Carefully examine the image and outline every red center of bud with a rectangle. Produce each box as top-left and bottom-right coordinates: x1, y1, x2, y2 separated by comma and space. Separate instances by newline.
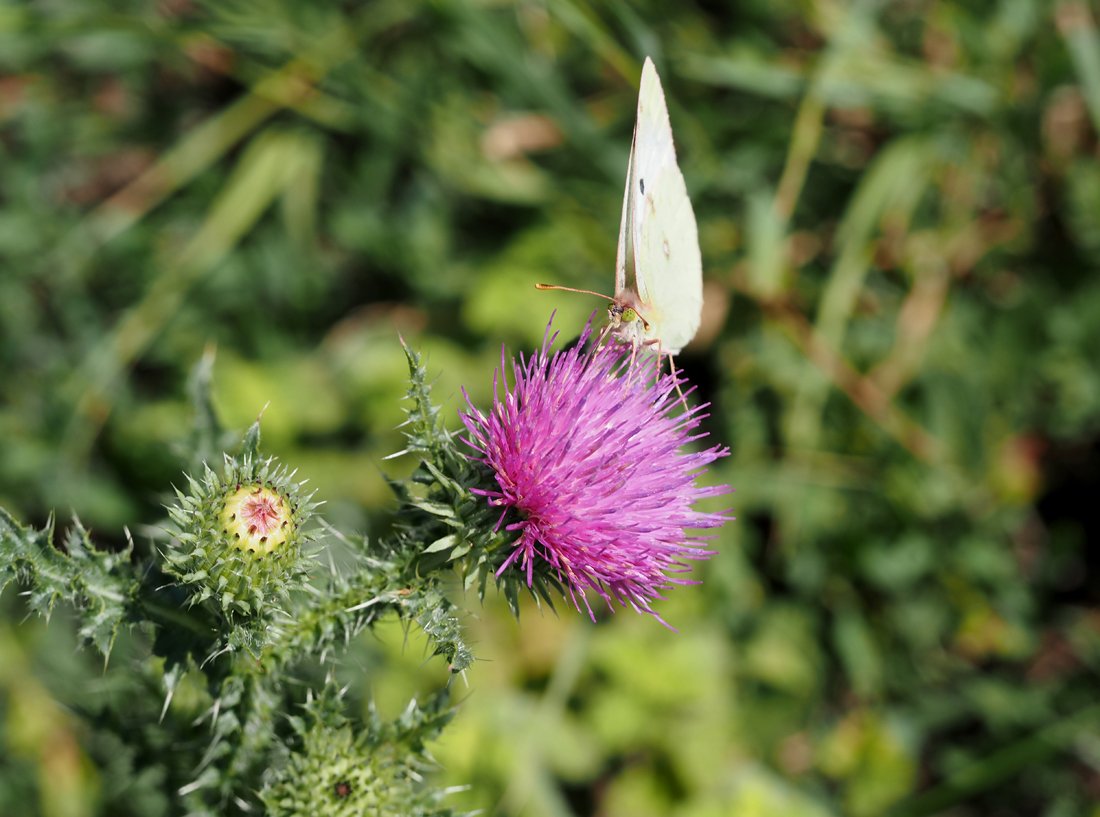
220, 484, 294, 555
241, 492, 281, 536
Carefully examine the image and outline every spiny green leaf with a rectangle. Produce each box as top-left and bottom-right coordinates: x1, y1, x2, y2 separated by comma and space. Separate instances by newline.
0, 507, 139, 659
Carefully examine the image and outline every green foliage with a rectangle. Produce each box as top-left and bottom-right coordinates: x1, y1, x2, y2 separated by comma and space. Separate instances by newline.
3, 0, 1100, 816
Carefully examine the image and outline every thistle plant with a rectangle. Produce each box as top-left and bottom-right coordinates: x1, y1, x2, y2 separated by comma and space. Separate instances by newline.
0, 317, 730, 816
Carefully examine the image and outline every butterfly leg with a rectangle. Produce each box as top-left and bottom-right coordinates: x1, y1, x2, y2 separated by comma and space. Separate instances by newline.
667, 352, 689, 409
641, 337, 688, 408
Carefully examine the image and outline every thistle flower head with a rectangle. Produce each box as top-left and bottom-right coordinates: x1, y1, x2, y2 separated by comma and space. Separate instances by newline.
461, 317, 731, 624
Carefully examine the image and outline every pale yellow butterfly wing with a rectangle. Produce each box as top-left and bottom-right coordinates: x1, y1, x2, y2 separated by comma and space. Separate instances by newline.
620, 57, 702, 355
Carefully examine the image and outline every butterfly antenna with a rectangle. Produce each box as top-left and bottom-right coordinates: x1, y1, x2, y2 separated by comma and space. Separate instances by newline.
535, 283, 616, 302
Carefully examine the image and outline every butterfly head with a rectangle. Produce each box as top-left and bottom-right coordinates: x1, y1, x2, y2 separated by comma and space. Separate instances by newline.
608, 300, 650, 332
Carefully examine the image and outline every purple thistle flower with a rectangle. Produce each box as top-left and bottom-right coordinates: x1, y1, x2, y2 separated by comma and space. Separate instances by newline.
460, 317, 731, 625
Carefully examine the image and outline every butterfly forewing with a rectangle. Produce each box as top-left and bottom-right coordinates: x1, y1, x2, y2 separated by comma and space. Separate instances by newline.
546, 58, 701, 355
614, 58, 702, 355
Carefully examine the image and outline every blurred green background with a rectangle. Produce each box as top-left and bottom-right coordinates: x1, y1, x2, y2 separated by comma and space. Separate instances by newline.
3, 0, 1100, 815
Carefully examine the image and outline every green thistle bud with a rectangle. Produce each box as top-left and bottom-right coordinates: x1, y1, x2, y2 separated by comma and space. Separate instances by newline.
263, 719, 379, 817
165, 449, 316, 622
262, 692, 453, 817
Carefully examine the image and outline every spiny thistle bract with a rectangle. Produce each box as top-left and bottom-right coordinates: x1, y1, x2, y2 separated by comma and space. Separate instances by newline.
164, 422, 318, 627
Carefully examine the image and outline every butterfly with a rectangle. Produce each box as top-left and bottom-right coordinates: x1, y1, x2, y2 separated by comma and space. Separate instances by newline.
539, 56, 702, 360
